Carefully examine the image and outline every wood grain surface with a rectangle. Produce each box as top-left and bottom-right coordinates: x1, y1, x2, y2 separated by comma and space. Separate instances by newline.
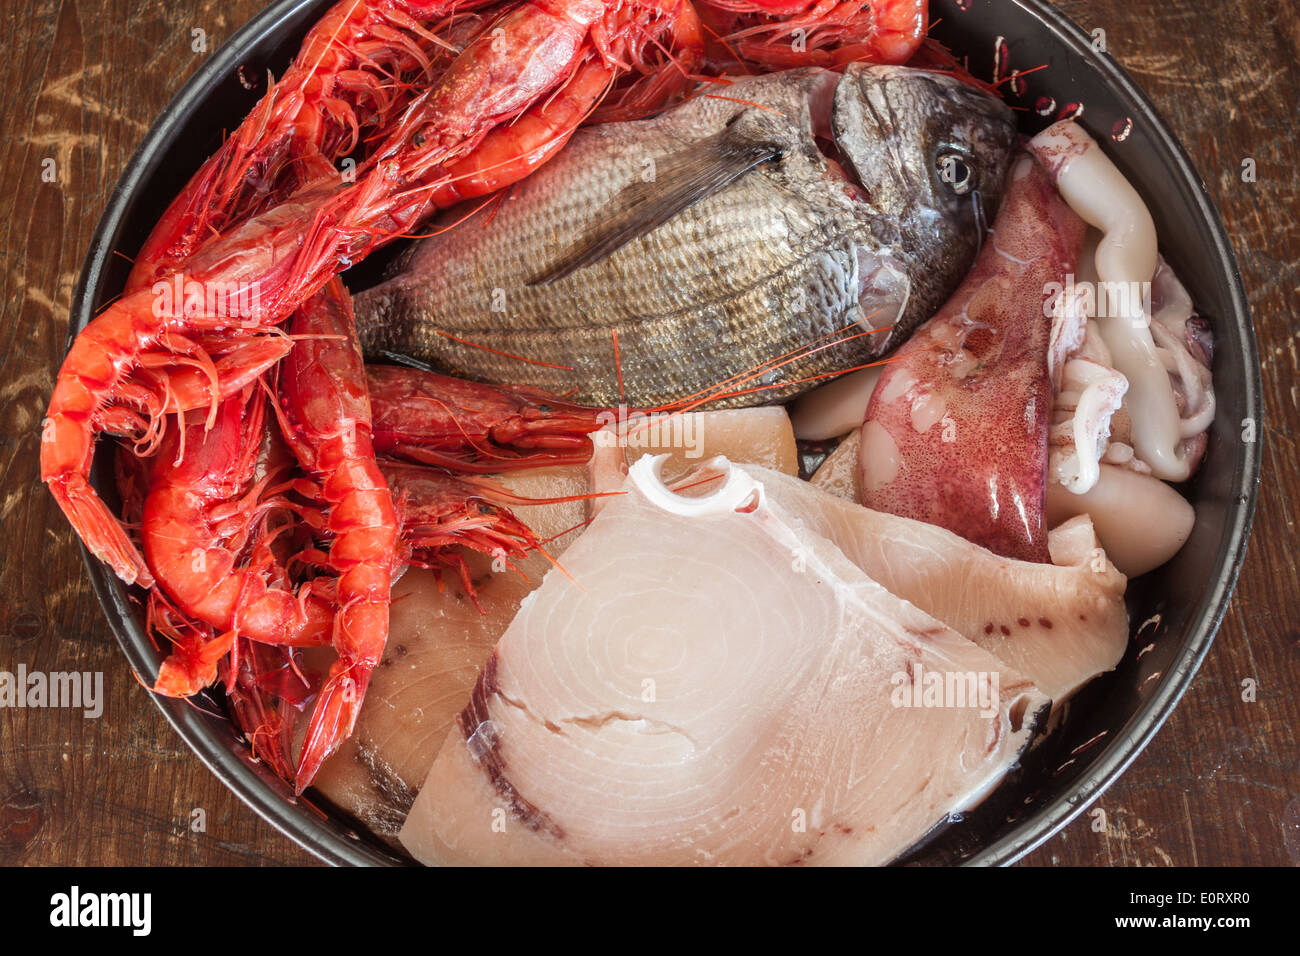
0, 0, 1295, 866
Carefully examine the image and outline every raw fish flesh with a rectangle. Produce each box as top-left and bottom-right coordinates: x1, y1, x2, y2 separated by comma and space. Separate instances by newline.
400, 456, 1048, 866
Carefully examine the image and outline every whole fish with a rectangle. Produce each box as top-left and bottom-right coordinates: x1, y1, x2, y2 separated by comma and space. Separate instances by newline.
354, 65, 1017, 408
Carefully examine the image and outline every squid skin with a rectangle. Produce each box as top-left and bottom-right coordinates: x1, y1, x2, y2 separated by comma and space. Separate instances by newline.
858, 152, 1087, 563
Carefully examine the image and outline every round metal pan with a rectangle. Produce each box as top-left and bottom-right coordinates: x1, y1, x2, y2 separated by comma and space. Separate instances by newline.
67, 0, 1261, 865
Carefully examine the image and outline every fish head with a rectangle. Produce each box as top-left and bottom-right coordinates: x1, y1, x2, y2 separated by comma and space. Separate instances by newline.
828, 65, 1018, 348
831, 64, 1018, 237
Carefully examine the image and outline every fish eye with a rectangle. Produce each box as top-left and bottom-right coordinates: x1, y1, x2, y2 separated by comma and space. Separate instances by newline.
936, 148, 975, 195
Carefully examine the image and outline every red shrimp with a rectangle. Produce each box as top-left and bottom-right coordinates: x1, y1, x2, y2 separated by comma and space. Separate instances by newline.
221, 638, 316, 783
141, 389, 336, 655
700, 0, 926, 69
366, 363, 609, 472
383, 461, 553, 598
275, 277, 400, 792
125, 0, 501, 294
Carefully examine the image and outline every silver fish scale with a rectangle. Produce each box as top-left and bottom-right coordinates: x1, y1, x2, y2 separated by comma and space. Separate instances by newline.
364, 178, 866, 407
355, 68, 1011, 408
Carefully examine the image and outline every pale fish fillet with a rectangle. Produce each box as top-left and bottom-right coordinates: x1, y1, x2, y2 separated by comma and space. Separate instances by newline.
399, 456, 1048, 866
746, 463, 1129, 703
312, 409, 797, 835
605, 405, 798, 483
810, 429, 862, 501
308, 474, 586, 839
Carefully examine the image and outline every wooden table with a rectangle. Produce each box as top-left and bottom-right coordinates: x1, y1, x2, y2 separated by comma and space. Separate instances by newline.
1, 0, 1295, 866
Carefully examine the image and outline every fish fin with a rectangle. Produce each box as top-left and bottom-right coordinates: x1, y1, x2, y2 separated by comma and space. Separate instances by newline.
528, 129, 782, 286
376, 349, 439, 373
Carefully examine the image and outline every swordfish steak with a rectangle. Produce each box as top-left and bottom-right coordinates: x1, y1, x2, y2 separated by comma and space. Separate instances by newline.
399, 456, 1048, 866
747, 463, 1129, 704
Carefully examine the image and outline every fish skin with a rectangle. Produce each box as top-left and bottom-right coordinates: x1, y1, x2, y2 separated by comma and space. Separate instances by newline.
354, 65, 1017, 408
